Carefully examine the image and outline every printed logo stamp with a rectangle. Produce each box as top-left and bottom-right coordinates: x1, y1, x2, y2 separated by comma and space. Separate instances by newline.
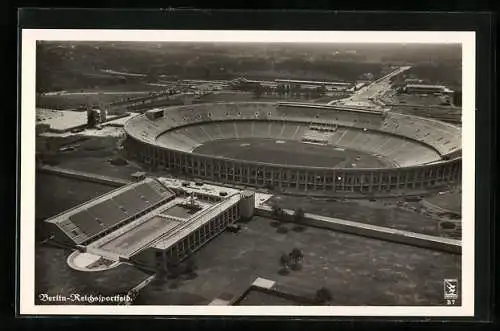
443, 279, 458, 304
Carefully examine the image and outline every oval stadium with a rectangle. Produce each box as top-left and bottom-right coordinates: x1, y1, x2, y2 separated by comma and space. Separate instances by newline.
123, 101, 461, 197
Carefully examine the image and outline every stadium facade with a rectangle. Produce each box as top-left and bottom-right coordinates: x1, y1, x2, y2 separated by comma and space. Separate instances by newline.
123, 102, 462, 198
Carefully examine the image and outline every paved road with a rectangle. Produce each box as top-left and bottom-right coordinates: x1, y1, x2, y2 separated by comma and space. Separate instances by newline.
328, 66, 412, 107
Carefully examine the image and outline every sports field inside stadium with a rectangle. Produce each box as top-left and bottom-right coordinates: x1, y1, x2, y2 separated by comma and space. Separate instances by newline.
193, 138, 393, 169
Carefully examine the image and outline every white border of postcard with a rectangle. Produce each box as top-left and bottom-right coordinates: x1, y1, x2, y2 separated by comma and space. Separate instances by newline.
19, 29, 476, 316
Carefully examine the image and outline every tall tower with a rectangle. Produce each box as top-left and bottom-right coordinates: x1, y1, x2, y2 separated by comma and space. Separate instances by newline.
239, 191, 255, 221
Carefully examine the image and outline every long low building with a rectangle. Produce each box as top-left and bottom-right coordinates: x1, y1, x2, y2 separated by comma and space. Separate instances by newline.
275, 79, 352, 87
404, 84, 454, 94
44, 177, 256, 271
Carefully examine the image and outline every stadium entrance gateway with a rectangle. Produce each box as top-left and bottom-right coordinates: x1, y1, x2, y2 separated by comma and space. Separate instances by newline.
43, 178, 255, 272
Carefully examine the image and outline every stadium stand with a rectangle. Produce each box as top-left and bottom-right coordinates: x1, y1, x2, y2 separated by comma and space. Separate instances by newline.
46, 178, 176, 244
123, 102, 461, 196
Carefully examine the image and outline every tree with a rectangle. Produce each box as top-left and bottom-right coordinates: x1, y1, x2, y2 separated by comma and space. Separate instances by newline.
278, 253, 291, 275
280, 253, 290, 269
290, 248, 304, 264
184, 257, 197, 274
271, 203, 282, 217
318, 85, 327, 96
253, 84, 263, 99
87, 109, 98, 128
315, 287, 332, 304
276, 225, 289, 234
166, 255, 181, 279
289, 248, 304, 270
293, 208, 305, 223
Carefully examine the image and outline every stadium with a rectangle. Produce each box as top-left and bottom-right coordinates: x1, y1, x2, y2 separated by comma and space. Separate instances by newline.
123, 101, 462, 197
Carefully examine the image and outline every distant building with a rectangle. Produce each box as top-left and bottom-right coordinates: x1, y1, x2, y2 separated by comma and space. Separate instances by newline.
404, 78, 424, 84
354, 82, 367, 90
130, 171, 147, 182
404, 84, 454, 95
274, 79, 352, 90
145, 108, 164, 121
106, 90, 193, 114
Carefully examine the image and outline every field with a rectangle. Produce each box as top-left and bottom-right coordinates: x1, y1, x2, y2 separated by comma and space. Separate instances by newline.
134, 216, 461, 306
424, 191, 462, 214
266, 195, 449, 237
35, 159, 460, 306
40, 135, 143, 180
193, 138, 391, 168
35, 173, 116, 221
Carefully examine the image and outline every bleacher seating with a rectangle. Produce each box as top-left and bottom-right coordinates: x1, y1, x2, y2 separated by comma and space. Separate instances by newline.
60, 180, 174, 241
69, 210, 104, 238
124, 101, 461, 167
87, 200, 128, 228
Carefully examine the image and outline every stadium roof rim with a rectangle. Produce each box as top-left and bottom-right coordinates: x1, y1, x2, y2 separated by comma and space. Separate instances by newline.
276, 101, 385, 115
123, 102, 461, 171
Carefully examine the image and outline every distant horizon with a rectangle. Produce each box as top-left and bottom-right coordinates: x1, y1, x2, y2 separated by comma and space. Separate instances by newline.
38, 40, 462, 47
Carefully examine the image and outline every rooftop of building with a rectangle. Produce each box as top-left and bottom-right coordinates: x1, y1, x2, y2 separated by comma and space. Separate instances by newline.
86, 195, 216, 257
275, 79, 352, 86
405, 84, 448, 89
157, 177, 242, 198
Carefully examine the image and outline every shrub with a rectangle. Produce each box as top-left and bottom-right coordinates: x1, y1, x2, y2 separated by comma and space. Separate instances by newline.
278, 268, 290, 276
440, 221, 457, 230
270, 220, 280, 228
315, 287, 332, 304
293, 208, 305, 223
277, 226, 289, 234
168, 280, 180, 289
109, 156, 128, 166
184, 272, 198, 280
184, 257, 197, 274
289, 248, 304, 267
292, 225, 306, 232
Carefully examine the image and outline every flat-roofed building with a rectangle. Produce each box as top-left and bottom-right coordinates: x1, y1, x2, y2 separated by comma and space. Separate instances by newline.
404, 78, 424, 84
44, 177, 256, 272
404, 84, 454, 95
275, 79, 352, 88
